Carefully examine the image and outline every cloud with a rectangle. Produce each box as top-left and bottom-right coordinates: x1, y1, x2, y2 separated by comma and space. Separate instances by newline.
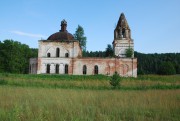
11, 30, 47, 39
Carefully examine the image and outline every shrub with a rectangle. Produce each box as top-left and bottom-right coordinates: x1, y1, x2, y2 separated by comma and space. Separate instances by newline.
158, 62, 176, 75
109, 72, 121, 88
125, 47, 133, 58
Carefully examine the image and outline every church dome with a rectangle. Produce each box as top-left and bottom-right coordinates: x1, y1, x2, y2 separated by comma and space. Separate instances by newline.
47, 31, 74, 41
47, 19, 75, 41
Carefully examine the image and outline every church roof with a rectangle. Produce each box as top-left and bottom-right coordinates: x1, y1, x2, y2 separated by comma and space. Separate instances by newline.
47, 19, 75, 41
47, 31, 74, 41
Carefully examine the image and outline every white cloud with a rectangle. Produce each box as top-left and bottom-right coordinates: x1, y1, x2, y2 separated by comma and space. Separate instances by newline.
11, 30, 47, 39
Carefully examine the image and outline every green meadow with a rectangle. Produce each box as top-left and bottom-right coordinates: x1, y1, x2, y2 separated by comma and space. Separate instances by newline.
0, 74, 180, 121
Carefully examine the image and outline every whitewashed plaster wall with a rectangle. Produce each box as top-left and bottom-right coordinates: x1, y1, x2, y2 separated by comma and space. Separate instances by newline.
114, 38, 134, 57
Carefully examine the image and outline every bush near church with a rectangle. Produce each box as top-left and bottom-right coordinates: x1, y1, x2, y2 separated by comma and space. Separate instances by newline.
125, 47, 133, 58
109, 71, 121, 88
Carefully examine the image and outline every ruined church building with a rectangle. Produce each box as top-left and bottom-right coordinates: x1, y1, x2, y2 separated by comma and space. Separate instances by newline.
29, 13, 137, 77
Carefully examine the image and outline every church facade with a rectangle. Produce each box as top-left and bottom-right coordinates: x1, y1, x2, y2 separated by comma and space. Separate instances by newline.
29, 13, 137, 77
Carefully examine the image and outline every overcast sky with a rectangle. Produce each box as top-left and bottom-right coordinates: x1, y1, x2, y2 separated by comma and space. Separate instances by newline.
0, 0, 180, 53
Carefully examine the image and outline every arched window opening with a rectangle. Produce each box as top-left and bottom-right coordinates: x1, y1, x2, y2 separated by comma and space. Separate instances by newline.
65, 64, 68, 74
122, 28, 126, 38
83, 65, 87, 75
55, 64, 59, 74
47, 53, 51, 57
46, 64, 50, 74
117, 29, 120, 38
65, 53, 69, 58
94, 65, 98, 75
56, 48, 60, 57
118, 27, 122, 38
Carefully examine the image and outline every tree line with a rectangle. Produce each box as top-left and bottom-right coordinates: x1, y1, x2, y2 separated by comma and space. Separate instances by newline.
134, 52, 180, 75
0, 40, 37, 74
0, 39, 179, 75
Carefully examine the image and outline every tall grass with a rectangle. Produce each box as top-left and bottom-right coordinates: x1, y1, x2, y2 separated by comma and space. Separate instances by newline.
0, 73, 179, 90
0, 86, 179, 121
0, 74, 179, 120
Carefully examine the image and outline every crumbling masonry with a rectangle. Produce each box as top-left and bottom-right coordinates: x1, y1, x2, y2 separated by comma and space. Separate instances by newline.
29, 13, 137, 77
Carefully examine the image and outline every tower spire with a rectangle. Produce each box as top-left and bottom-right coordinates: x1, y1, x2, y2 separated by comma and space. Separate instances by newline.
114, 13, 131, 39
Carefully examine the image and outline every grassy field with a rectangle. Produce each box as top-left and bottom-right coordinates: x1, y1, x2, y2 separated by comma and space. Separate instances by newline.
0, 74, 180, 121
0, 73, 180, 90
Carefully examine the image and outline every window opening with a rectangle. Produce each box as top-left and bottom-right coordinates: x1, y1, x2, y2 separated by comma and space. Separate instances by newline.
83, 65, 87, 75
55, 64, 59, 74
56, 48, 60, 57
94, 65, 98, 74
46, 64, 50, 74
65, 64, 68, 74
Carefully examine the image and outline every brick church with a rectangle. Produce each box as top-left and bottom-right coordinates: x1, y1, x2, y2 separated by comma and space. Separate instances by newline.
29, 13, 137, 77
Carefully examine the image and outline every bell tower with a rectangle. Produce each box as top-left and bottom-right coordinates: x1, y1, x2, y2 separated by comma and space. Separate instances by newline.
113, 13, 134, 57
